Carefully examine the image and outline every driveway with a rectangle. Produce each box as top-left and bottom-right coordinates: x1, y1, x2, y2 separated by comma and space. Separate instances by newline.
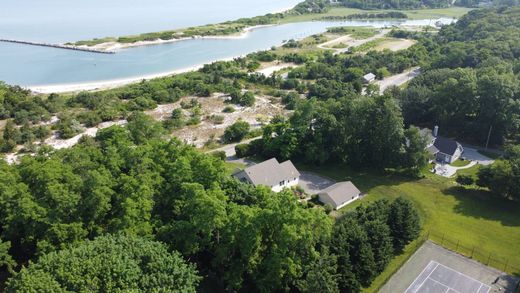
298, 171, 335, 195
461, 147, 494, 166
433, 147, 495, 178
434, 161, 477, 178
376, 67, 420, 94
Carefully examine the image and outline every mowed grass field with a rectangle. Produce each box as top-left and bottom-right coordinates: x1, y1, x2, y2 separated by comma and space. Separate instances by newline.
280, 7, 473, 23
296, 164, 520, 291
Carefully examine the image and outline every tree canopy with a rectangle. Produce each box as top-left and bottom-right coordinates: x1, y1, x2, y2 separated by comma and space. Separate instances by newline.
5, 234, 200, 292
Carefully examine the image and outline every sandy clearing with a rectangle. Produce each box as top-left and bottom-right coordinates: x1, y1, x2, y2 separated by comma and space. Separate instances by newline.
256, 62, 297, 76
145, 103, 178, 121
4, 120, 127, 164
167, 94, 286, 147
44, 120, 127, 150
375, 39, 416, 52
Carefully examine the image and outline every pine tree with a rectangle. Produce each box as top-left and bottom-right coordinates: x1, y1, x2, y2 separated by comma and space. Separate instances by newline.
387, 197, 421, 252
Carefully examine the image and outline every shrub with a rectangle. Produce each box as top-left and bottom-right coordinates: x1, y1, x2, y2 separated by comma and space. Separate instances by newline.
235, 143, 250, 158
456, 174, 474, 186
240, 92, 255, 107
222, 106, 235, 113
223, 121, 250, 143
324, 203, 334, 214
209, 114, 225, 124
211, 151, 227, 161
247, 138, 265, 156
180, 98, 199, 109
282, 92, 299, 110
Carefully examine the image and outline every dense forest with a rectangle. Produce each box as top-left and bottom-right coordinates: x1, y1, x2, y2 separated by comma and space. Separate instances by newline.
1, 6, 520, 290
0, 115, 421, 291
333, 0, 454, 9
396, 7, 520, 145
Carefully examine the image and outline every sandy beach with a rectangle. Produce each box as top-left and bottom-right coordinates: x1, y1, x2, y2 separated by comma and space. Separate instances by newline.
28, 65, 204, 94
80, 24, 274, 52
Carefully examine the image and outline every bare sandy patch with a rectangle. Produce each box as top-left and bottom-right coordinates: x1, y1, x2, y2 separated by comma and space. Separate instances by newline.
256, 62, 297, 76
158, 93, 287, 147
44, 120, 127, 150
375, 39, 416, 52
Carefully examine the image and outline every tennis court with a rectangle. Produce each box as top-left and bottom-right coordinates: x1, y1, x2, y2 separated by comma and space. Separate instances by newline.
405, 261, 490, 293
380, 241, 519, 293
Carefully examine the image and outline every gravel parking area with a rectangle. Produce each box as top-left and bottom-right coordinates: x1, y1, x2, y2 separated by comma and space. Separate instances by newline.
298, 171, 334, 195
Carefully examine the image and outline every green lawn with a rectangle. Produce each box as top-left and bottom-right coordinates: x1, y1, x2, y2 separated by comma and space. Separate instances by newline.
224, 161, 246, 175
450, 159, 471, 167
296, 163, 520, 291
280, 7, 472, 23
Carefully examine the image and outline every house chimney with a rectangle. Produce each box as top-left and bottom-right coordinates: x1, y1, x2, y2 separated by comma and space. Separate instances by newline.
433, 125, 439, 137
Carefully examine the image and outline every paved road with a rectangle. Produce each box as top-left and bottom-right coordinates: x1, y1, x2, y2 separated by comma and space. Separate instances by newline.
205, 136, 261, 166
206, 136, 261, 157
376, 67, 421, 93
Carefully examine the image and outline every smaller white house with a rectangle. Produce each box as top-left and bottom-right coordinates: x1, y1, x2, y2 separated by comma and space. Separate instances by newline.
233, 158, 300, 192
319, 181, 361, 210
432, 137, 464, 164
362, 73, 376, 84
420, 126, 464, 164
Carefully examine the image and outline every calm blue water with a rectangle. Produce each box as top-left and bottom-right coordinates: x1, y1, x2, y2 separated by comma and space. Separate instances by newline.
0, 0, 302, 42
0, 1, 454, 88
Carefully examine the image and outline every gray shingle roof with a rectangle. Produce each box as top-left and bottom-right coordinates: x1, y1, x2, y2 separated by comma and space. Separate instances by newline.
433, 137, 460, 156
427, 144, 439, 155
319, 181, 360, 207
238, 158, 300, 187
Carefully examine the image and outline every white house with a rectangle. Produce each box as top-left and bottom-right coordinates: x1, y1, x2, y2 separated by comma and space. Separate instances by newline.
318, 181, 361, 210
420, 126, 464, 164
432, 137, 464, 164
362, 73, 376, 84
232, 158, 300, 192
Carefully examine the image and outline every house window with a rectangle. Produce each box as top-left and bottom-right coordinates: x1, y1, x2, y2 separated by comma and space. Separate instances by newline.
279, 180, 285, 186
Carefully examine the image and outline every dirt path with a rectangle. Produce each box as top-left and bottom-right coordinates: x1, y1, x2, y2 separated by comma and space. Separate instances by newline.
316, 35, 353, 50
324, 29, 389, 55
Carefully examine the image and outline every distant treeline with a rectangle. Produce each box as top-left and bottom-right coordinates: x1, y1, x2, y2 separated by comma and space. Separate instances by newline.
333, 0, 455, 9
321, 11, 408, 20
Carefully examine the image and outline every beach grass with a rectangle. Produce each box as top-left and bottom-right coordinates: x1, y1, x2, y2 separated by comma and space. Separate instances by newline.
295, 163, 520, 289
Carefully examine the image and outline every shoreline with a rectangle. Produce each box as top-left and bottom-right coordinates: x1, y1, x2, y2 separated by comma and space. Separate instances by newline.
28, 54, 253, 94
81, 24, 275, 52
28, 65, 204, 94
70, 3, 297, 52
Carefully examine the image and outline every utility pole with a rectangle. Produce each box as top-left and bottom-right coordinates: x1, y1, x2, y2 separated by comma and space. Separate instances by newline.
485, 125, 492, 150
